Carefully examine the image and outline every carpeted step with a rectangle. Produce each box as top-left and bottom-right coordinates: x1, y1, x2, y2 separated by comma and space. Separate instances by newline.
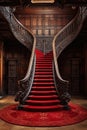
33, 82, 54, 86
36, 60, 52, 63
34, 77, 53, 80
36, 61, 52, 63
34, 75, 53, 78
34, 78, 53, 82
32, 86, 55, 91
37, 60, 52, 62
36, 65, 52, 68
36, 63, 52, 65
33, 85, 55, 88
22, 104, 62, 112
25, 99, 60, 106
30, 90, 57, 95
35, 72, 53, 75
35, 69, 52, 72
28, 95, 58, 100
36, 66, 52, 69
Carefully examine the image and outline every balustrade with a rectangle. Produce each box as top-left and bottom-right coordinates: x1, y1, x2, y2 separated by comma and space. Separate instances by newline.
52, 7, 87, 108
0, 7, 36, 107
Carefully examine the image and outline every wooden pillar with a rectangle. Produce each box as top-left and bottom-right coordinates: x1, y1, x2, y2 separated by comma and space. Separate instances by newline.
0, 41, 4, 98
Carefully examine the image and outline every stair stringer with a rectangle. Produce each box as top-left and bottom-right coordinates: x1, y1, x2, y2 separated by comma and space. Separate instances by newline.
52, 7, 87, 107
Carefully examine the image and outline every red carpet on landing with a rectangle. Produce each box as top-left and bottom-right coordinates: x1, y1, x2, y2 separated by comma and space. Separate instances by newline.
0, 50, 87, 126
0, 103, 87, 126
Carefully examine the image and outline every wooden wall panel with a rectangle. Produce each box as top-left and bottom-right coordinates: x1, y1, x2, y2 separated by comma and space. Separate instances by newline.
58, 34, 86, 96
15, 6, 77, 36
15, 6, 78, 53
3, 41, 30, 95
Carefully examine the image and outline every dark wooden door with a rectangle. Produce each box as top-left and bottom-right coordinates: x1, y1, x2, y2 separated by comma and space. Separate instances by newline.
7, 60, 17, 95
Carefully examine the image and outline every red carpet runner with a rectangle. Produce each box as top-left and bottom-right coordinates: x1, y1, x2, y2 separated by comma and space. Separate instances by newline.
0, 50, 87, 126
23, 50, 61, 112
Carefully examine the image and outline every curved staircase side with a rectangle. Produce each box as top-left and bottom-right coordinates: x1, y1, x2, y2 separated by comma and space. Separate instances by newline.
52, 7, 87, 107
0, 7, 36, 107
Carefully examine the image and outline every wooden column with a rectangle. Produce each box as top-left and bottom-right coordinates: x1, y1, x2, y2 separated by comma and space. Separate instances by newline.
0, 41, 4, 98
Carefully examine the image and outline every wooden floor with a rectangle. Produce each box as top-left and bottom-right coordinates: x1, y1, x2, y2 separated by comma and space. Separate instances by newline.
0, 96, 87, 130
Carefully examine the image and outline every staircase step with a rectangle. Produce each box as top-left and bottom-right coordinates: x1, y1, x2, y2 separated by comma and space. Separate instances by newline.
36, 60, 52, 63
34, 78, 53, 81
34, 75, 53, 78
35, 69, 52, 72
36, 61, 52, 63
36, 64, 52, 66
28, 95, 58, 100
25, 99, 60, 106
36, 66, 52, 68
36, 66, 52, 69
22, 104, 63, 112
37, 57, 52, 59
36, 62, 52, 64
32, 86, 55, 91
34, 77, 53, 80
33, 82, 54, 86
33, 85, 55, 88
35, 72, 53, 75
36, 63, 52, 65
31, 90, 57, 95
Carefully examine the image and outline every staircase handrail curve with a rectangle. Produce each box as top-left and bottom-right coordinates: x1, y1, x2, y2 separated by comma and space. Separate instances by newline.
0, 7, 36, 103
52, 8, 84, 104
53, 8, 81, 85
19, 39, 36, 82
0, 7, 34, 49
0, 7, 37, 80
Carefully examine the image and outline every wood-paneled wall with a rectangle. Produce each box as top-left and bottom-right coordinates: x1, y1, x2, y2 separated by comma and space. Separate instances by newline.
15, 6, 77, 36
3, 41, 30, 95
14, 6, 78, 53
58, 24, 87, 96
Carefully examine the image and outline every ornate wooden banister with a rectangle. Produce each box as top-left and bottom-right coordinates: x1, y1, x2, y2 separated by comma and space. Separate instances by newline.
0, 7, 34, 49
0, 7, 36, 108
52, 7, 87, 109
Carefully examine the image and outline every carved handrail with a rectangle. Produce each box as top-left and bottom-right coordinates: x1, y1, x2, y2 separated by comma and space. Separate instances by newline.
0, 7, 36, 105
0, 7, 33, 49
52, 8, 86, 106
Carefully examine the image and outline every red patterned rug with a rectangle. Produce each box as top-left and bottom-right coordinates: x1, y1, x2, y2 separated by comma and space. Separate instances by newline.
0, 102, 87, 127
